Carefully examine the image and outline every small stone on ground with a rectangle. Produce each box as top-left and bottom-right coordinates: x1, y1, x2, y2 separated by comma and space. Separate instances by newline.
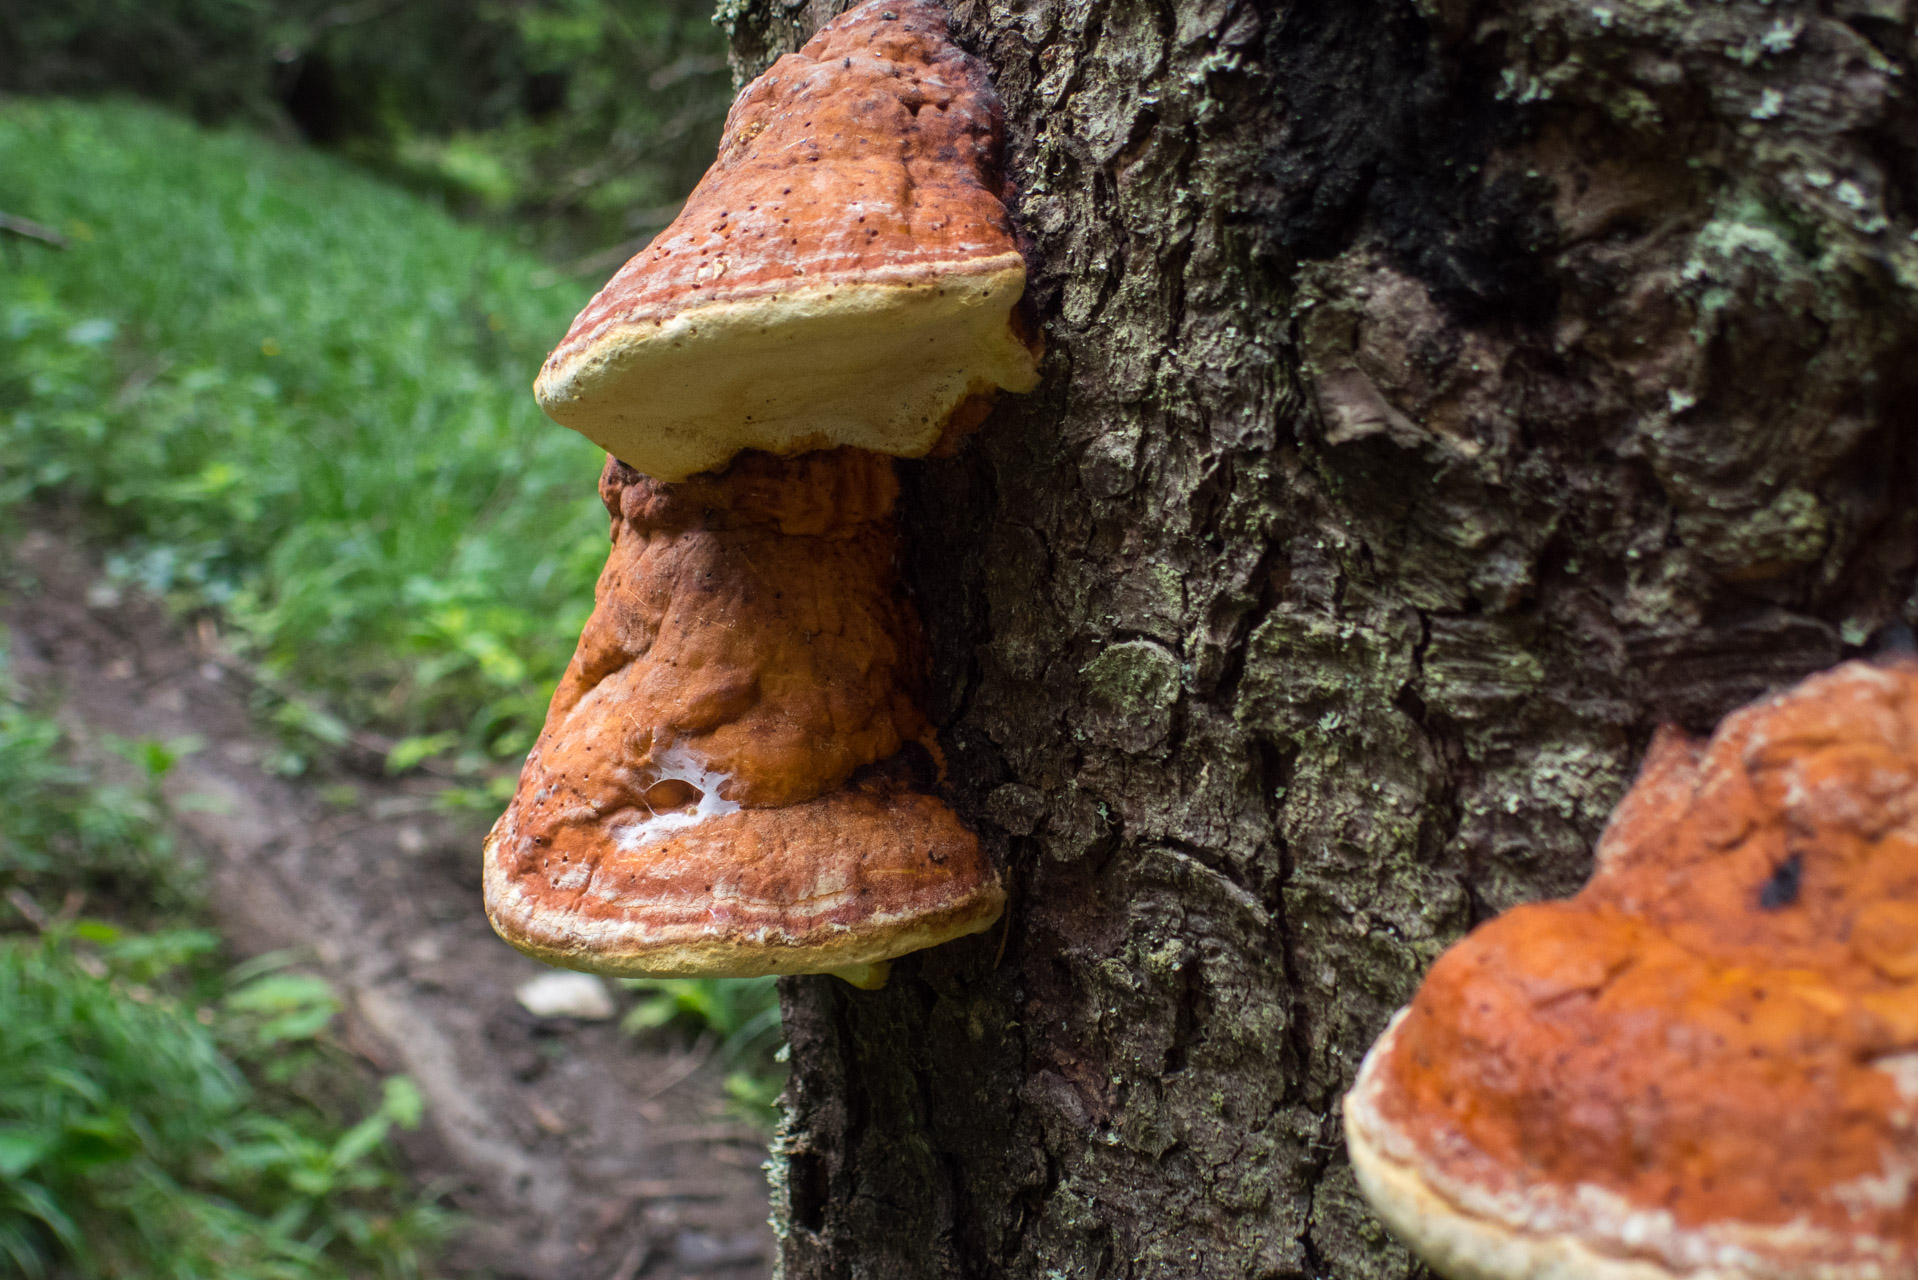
516, 971, 619, 1021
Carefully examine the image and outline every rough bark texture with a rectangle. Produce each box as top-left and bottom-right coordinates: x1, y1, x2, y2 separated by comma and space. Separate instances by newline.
718, 0, 1918, 1276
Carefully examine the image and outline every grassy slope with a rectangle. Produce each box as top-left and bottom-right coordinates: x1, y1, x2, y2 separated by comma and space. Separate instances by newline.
0, 107, 486, 1272
0, 98, 609, 768
0, 99, 783, 1136
3, 94, 784, 1143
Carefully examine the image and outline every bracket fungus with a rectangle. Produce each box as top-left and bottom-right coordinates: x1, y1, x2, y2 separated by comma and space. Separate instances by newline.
1345, 659, 1918, 1280
485, 0, 1036, 988
533, 0, 1040, 483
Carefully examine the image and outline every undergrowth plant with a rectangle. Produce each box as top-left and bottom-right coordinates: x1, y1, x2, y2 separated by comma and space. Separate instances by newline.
0, 697, 186, 920
621, 977, 787, 1125
0, 637, 446, 1278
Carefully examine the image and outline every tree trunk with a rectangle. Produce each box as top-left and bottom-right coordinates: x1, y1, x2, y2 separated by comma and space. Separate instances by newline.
724, 0, 1918, 1275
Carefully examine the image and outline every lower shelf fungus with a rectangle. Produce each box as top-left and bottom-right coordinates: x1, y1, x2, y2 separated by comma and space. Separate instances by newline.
483, 449, 1004, 985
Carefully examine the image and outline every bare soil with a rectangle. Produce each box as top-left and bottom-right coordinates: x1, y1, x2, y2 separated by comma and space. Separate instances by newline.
3, 528, 778, 1280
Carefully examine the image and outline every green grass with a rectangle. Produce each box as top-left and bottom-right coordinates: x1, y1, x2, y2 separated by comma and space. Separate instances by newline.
0, 98, 783, 1157
0, 97, 610, 773
0, 638, 445, 1279
0, 695, 188, 921
621, 977, 787, 1125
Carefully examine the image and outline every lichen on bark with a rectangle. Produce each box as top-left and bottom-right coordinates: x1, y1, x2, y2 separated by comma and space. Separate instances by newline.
736, 1, 1918, 1276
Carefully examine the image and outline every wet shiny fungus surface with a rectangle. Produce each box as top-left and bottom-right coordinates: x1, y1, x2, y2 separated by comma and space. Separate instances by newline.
1374, 660, 1918, 1270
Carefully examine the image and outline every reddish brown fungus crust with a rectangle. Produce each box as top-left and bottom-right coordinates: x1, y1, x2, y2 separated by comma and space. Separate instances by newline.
542, 0, 1021, 366
556, 448, 925, 811
483, 449, 1003, 976
488, 785, 995, 976
1348, 659, 1918, 1278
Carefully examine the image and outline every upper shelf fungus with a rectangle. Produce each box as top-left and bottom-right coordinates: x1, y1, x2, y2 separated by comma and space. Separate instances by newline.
533, 0, 1041, 483
1344, 659, 1918, 1280
486, 0, 1035, 989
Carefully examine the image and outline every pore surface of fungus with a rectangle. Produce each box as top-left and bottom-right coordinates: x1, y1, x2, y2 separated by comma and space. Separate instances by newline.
1345, 659, 1918, 1280
484, 450, 1005, 978
534, 0, 1040, 481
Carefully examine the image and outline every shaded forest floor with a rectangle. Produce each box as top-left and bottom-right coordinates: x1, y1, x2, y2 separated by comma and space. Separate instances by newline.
4, 526, 776, 1280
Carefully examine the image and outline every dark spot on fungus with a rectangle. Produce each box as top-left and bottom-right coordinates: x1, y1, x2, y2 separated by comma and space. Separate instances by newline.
1758, 852, 1804, 911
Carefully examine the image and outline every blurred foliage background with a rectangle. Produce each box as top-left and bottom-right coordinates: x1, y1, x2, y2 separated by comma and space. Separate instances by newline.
0, 0, 731, 258
0, 0, 739, 780
1, 99, 608, 786
0, 6, 776, 1274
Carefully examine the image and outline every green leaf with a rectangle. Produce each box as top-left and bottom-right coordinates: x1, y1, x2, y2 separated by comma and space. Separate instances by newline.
619, 995, 681, 1033
383, 732, 457, 774
222, 972, 340, 1047
327, 1113, 391, 1172
379, 1075, 424, 1131
0, 1126, 55, 1178
223, 972, 336, 1014
71, 919, 123, 944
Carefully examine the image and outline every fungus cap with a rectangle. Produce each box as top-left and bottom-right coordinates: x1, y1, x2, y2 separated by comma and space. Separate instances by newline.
1345, 660, 1918, 1280
535, 0, 1039, 482
483, 450, 1004, 978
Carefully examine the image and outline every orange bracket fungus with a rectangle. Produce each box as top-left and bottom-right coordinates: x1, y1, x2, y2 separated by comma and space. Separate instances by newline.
1345, 659, 1918, 1280
532, 0, 1039, 484
484, 0, 1038, 989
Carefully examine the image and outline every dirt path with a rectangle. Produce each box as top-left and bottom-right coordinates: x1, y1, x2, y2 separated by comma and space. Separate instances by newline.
4, 529, 777, 1280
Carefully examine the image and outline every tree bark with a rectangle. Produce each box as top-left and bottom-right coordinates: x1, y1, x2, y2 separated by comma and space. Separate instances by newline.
722, 0, 1918, 1275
